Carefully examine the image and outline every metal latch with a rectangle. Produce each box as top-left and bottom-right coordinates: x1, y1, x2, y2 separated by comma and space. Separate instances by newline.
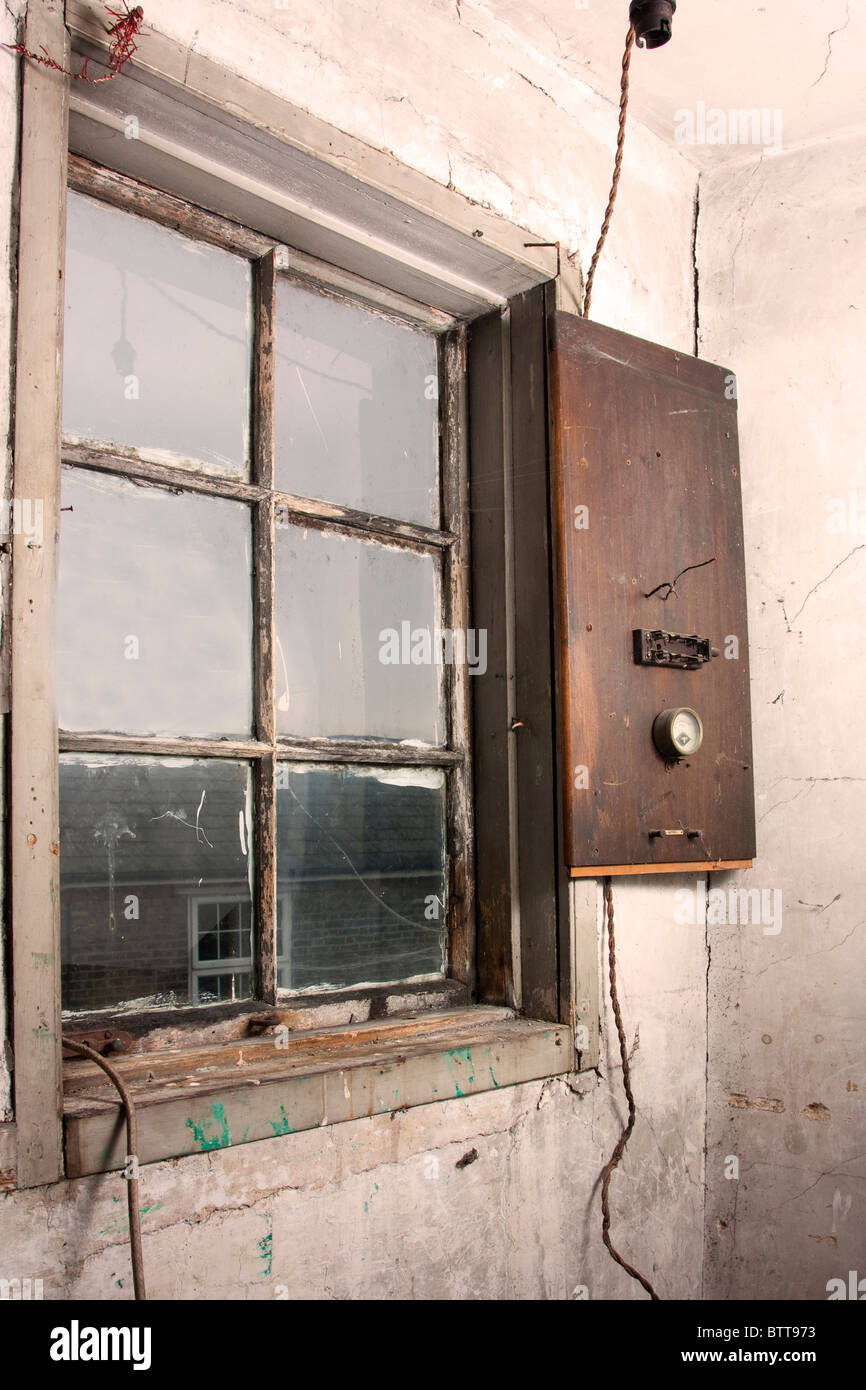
633, 629, 718, 670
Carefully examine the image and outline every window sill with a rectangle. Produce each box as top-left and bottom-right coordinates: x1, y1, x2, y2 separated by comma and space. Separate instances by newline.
63, 1008, 574, 1177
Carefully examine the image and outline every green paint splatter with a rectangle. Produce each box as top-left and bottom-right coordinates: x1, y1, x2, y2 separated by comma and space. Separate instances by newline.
98, 1202, 164, 1236
488, 1066, 499, 1087
186, 1102, 231, 1151
268, 1104, 294, 1136
257, 1216, 273, 1278
442, 1047, 475, 1097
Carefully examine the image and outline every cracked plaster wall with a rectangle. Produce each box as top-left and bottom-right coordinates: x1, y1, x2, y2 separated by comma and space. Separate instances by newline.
697, 134, 866, 1299
0, 0, 711, 1299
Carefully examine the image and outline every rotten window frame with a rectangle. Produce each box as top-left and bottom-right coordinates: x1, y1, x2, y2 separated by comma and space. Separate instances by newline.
57, 154, 475, 1034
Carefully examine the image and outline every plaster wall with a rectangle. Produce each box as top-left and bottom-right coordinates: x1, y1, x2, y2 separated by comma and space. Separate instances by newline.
698, 134, 866, 1300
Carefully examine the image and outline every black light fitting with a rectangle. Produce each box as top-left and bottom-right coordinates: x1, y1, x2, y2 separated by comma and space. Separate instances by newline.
628, 0, 676, 48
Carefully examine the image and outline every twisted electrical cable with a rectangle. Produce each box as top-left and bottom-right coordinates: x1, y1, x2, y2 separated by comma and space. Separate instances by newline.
582, 26, 635, 318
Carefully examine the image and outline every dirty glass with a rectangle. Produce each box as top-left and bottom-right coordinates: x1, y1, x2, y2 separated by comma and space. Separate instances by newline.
62, 190, 252, 476
57, 468, 253, 738
274, 279, 440, 526
60, 755, 253, 1014
274, 525, 442, 743
276, 764, 445, 990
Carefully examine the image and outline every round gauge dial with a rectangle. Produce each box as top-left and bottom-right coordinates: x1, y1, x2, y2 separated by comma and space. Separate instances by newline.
652, 706, 703, 759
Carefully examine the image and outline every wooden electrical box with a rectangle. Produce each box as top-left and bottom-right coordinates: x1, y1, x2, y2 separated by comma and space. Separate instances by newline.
548, 311, 756, 876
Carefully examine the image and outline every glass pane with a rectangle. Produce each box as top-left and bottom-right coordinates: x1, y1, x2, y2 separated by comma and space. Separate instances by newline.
60, 756, 253, 1014
274, 279, 439, 526
275, 525, 442, 743
63, 190, 252, 477
276, 764, 446, 990
57, 468, 253, 738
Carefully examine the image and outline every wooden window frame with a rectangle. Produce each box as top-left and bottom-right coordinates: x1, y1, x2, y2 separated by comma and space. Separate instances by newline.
7, 1, 586, 1189
59, 153, 474, 1023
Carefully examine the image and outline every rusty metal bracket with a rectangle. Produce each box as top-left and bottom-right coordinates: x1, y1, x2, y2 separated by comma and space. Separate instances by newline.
62, 1028, 134, 1060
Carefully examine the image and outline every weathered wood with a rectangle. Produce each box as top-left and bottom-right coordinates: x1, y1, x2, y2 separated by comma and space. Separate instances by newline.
9, 0, 69, 1188
68, 153, 274, 257
272, 492, 454, 553
549, 310, 756, 870
60, 442, 455, 552
510, 285, 562, 1021
254, 753, 277, 1003
57, 732, 462, 768
251, 255, 277, 1000
468, 309, 512, 1005
61, 442, 263, 500
64, 1014, 574, 1176
441, 330, 474, 989
275, 738, 461, 766
63, 1006, 516, 1090
59, 732, 268, 759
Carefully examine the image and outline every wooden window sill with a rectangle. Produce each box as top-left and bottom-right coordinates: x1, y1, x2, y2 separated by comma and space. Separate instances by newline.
63, 1008, 574, 1177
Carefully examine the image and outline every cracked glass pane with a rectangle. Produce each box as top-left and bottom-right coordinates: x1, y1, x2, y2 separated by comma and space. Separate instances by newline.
275, 524, 443, 743
63, 190, 252, 477
276, 764, 446, 990
57, 468, 253, 738
274, 279, 440, 526
60, 755, 253, 1014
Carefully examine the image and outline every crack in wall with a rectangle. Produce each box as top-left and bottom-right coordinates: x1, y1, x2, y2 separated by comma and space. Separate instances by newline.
811, 1, 850, 88
790, 543, 866, 626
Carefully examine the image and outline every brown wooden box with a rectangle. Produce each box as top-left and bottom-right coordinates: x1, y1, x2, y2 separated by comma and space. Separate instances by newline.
548, 310, 756, 875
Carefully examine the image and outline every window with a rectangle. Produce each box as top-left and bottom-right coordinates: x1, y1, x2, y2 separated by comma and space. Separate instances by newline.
9, 6, 578, 1187
57, 161, 471, 1023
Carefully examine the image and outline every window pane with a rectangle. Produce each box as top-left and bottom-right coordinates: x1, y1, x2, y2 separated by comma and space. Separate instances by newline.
60, 756, 253, 1014
276, 764, 446, 990
63, 190, 252, 477
57, 468, 253, 737
275, 525, 442, 743
274, 279, 439, 526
